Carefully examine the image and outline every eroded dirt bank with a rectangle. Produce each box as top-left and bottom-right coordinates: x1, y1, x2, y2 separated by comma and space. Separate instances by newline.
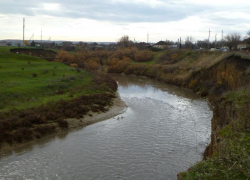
177, 54, 250, 179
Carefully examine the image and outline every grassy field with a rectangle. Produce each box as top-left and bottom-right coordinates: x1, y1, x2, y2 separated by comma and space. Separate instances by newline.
0, 46, 59, 53
0, 52, 94, 112
0, 51, 118, 146
0, 46, 13, 52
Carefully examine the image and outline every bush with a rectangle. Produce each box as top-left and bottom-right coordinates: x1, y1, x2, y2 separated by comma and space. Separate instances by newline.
55, 50, 74, 63
34, 125, 55, 135
134, 50, 154, 62
32, 73, 38, 77
189, 79, 197, 88
57, 119, 69, 128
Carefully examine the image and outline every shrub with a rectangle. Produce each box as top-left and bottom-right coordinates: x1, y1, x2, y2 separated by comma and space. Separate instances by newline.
171, 53, 179, 59
84, 60, 100, 70
57, 119, 69, 128
13, 128, 33, 143
34, 125, 55, 135
134, 50, 154, 62
42, 70, 49, 74
189, 79, 197, 88
70, 63, 78, 68
32, 73, 38, 77
55, 50, 74, 63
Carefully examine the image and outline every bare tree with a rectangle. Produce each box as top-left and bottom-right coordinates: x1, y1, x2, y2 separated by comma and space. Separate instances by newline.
224, 33, 241, 51
185, 36, 194, 49
75, 41, 89, 52
247, 31, 250, 37
118, 35, 134, 48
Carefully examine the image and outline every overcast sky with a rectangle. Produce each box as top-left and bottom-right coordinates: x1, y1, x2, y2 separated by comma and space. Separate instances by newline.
1, 0, 250, 43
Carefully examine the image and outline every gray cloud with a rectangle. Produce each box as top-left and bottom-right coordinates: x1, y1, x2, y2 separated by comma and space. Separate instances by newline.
0, 0, 211, 23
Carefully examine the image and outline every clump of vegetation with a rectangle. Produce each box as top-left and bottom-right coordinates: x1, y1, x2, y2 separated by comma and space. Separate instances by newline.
42, 69, 49, 74
32, 73, 38, 77
189, 79, 197, 88
224, 89, 250, 108
134, 50, 154, 62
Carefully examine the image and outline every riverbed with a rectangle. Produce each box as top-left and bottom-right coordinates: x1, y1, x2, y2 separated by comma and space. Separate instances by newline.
0, 74, 212, 180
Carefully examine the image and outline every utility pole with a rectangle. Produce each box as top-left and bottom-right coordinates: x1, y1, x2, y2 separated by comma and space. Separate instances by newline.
208, 29, 211, 49
147, 33, 149, 44
23, 18, 25, 46
180, 37, 182, 49
221, 30, 224, 47
215, 33, 217, 48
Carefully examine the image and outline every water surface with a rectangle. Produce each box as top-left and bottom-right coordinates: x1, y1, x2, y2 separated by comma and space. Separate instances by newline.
0, 74, 212, 180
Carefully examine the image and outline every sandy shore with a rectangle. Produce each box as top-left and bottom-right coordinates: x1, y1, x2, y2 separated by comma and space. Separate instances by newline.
0, 93, 127, 155
66, 93, 127, 130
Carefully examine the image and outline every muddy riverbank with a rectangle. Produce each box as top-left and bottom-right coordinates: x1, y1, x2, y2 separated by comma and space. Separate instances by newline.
0, 94, 127, 155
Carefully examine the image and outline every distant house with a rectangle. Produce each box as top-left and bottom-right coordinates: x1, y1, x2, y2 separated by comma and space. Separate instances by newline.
91, 45, 104, 50
6, 42, 12, 46
62, 41, 73, 48
170, 45, 178, 49
35, 42, 42, 47
237, 38, 250, 50
135, 42, 152, 50
153, 41, 169, 49
0, 41, 7, 46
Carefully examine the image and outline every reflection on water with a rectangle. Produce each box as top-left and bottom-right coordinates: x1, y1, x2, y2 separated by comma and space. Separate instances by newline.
0, 74, 212, 180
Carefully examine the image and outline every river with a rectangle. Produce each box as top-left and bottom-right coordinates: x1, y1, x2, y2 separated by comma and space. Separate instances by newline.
0, 74, 212, 180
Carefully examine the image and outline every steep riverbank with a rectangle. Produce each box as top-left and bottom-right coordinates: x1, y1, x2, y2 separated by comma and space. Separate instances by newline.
177, 54, 250, 179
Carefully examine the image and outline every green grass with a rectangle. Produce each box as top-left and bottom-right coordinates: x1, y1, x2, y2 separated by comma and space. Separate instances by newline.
180, 89, 250, 180
0, 53, 94, 112
0, 46, 13, 52
224, 89, 250, 108
181, 132, 250, 180
0, 46, 60, 53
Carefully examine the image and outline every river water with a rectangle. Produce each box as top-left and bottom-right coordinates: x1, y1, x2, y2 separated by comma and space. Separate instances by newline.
0, 74, 212, 180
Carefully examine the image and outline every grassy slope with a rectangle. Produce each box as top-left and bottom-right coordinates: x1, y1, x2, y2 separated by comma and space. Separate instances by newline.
0, 50, 118, 147
0, 52, 93, 112
177, 60, 250, 179
124, 50, 230, 85
0, 46, 13, 52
